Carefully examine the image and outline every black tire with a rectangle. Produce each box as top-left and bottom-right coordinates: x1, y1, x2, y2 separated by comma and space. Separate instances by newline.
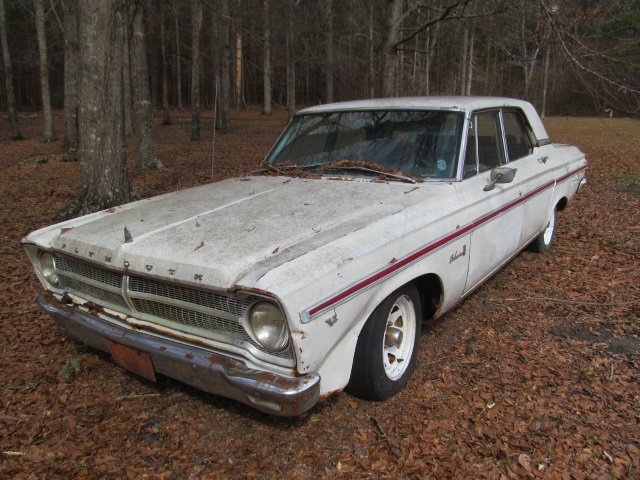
529, 207, 556, 253
346, 284, 421, 401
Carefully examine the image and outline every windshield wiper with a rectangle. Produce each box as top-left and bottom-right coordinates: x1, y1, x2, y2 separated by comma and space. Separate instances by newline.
250, 163, 323, 175
323, 165, 417, 184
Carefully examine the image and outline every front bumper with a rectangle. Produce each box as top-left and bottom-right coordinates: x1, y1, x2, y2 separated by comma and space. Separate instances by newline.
37, 293, 320, 416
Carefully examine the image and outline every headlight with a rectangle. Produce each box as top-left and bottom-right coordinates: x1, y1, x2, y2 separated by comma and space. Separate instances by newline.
38, 252, 60, 287
248, 302, 289, 352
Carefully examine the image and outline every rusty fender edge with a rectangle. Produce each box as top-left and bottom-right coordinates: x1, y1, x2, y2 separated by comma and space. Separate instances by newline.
36, 293, 320, 416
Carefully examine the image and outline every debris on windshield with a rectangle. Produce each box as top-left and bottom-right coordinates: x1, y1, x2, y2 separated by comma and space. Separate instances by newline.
250, 159, 419, 183
323, 160, 421, 184
250, 162, 321, 179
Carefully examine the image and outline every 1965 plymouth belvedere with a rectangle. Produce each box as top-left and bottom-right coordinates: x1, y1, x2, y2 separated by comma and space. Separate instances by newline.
23, 97, 587, 415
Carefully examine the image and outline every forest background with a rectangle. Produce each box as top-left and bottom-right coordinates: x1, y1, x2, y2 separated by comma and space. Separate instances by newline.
2, 0, 638, 216
1, 0, 639, 140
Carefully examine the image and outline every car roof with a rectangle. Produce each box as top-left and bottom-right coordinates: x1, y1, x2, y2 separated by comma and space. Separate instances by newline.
298, 96, 550, 143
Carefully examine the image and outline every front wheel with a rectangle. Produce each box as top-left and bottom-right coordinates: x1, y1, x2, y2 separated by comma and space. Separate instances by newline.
529, 207, 556, 253
346, 285, 421, 401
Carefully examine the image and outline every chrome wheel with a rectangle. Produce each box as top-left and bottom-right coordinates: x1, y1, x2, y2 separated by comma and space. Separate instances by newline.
382, 295, 417, 381
542, 210, 555, 246
529, 207, 557, 253
347, 285, 422, 401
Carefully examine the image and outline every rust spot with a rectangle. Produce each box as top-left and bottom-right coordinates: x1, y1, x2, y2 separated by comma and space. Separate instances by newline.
195, 221, 201, 227
299, 331, 306, 340
389, 257, 398, 264
234, 285, 278, 298
318, 389, 341, 402
254, 371, 294, 389
60, 227, 74, 235
105, 207, 117, 213
193, 241, 205, 252
185, 353, 194, 360
205, 352, 244, 369
272, 246, 279, 254
159, 346, 167, 352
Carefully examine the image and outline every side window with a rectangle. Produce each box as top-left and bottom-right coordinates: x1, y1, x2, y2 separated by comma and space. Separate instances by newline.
476, 112, 505, 171
503, 110, 534, 161
463, 116, 478, 179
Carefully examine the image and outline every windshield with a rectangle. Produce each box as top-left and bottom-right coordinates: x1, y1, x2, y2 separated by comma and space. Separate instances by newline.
265, 110, 464, 180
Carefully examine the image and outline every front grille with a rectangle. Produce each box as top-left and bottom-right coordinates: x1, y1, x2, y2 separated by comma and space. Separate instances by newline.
57, 274, 128, 308
53, 254, 295, 364
129, 276, 252, 315
56, 256, 122, 288
132, 298, 245, 336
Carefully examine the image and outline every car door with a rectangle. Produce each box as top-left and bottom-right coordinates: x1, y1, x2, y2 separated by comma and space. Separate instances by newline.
501, 109, 556, 247
457, 110, 527, 295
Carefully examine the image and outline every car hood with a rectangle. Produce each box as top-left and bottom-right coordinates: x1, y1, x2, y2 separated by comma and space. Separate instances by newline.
24, 175, 447, 292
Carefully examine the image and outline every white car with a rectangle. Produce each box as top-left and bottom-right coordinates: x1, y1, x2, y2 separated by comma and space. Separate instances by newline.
23, 97, 587, 415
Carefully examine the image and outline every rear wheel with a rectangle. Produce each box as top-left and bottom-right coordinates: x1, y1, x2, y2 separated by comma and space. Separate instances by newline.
346, 285, 421, 400
530, 207, 556, 253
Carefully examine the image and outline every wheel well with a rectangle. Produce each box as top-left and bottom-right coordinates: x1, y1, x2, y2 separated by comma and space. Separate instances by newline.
556, 196, 569, 212
412, 273, 443, 321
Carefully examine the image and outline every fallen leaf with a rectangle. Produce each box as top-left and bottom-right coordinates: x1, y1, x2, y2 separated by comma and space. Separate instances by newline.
518, 453, 532, 471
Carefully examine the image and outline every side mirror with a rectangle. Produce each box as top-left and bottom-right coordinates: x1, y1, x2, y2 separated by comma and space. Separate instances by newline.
484, 166, 517, 191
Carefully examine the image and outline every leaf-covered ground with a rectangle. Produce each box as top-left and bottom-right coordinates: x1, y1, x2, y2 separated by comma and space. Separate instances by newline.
1, 110, 638, 479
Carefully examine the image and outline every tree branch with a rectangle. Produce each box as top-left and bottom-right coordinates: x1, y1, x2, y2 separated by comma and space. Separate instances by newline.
393, 1, 462, 50
538, 0, 640, 97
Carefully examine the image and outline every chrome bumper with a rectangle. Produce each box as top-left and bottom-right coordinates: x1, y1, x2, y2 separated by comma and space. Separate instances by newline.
577, 176, 588, 193
36, 293, 320, 416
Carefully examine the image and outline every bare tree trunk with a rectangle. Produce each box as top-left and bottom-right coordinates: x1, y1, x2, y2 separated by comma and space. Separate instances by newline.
286, 0, 295, 120
34, 0, 54, 141
130, 1, 162, 169
460, 22, 468, 95
211, 5, 220, 119
541, 43, 550, 118
466, 23, 474, 95
381, 0, 402, 98
425, 31, 430, 95
234, 30, 242, 109
122, 17, 133, 137
261, 0, 271, 116
368, 2, 375, 98
217, 0, 231, 132
62, 0, 79, 150
426, 18, 442, 96
190, 0, 202, 141
0, 0, 23, 140
173, 3, 183, 110
523, 46, 539, 99
58, 0, 134, 220
160, 2, 171, 125
324, 0, 334, 103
